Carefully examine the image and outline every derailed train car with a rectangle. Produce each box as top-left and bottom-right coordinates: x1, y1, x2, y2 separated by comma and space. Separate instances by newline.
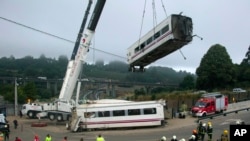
127, 14, 193, 72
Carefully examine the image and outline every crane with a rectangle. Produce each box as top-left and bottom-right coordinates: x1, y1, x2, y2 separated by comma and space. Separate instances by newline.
21, 0, 106, 121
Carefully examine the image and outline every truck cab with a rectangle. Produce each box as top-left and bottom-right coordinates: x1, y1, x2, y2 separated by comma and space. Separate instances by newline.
21, 103, 43, 118
0, 113, 9, 133
192, 98, 215, 117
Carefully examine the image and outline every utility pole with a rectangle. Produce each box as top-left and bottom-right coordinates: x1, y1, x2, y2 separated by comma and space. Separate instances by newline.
14, 77, 18, 116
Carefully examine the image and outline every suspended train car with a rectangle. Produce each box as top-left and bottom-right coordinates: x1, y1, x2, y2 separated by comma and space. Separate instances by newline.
127, 14, 193, 72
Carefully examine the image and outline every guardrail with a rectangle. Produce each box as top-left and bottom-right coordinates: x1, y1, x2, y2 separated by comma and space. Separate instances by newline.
196, 107, 250, 123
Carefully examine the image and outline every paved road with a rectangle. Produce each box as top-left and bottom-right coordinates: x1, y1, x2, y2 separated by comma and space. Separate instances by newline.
6, 111, 249, 141
6, 100, 250, 141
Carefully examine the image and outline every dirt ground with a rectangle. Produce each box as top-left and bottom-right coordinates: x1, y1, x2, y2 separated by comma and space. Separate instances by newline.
5, 114, 200, 141
5, 116, 89, 141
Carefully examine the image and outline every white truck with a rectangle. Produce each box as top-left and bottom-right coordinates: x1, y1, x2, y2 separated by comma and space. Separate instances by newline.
0, 113, 9, 133
21, 0, 106, 121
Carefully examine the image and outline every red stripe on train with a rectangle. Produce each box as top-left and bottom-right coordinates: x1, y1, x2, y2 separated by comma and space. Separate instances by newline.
80, 118, 162, 125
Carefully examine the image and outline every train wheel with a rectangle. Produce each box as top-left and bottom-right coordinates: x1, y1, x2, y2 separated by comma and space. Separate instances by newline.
202, 113, 206, 117
49, 114, 55, 121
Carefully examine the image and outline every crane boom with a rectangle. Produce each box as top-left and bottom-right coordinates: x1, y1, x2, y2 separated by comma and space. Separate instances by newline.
59, 0, 106, 100
71, 0, 93, 60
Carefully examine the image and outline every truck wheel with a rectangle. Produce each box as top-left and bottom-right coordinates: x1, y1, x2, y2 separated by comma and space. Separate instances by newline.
57, 114, 63, 121
49, 114, 55, 121
202, 113, 206, 117
28, 111, 34, 118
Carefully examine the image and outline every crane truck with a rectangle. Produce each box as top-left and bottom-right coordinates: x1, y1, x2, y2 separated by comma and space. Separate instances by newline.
21, 0, 106, 121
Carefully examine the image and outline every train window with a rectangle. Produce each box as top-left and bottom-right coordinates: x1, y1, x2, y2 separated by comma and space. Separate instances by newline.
134, 47, 139, 53
128, 109, 141, 116
161, 25, 169, 34
146, 37, 153, 45
84, 112, 96, 118
98, 111, 110, 117
154, 32, 160, 39
140, 43, 145, 50
113, 110, 125, 117
143, 108, 156, 115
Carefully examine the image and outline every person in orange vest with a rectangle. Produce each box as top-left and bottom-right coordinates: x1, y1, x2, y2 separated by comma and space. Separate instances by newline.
34, 135, 40, 141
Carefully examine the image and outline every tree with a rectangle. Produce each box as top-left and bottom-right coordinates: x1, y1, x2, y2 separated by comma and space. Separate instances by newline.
22, 82, 38, 102
237, 46, 250, 87
196, 44, 236, 90
95, 59, 104, 67
179, 75, 195, 90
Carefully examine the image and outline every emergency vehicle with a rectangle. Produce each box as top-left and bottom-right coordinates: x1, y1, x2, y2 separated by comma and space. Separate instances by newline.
191, 93, 228, 117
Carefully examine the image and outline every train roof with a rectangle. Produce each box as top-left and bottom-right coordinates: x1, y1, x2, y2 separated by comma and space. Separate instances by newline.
77, 99, 165, 108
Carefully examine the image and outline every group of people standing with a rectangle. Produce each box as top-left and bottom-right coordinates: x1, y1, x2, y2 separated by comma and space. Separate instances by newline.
160, 121, 230, 141
13, 134, 68, 141
195, 121, 213, 141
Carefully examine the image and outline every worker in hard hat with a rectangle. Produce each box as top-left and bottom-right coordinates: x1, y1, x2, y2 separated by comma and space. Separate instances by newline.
199, 123, 206, 141
206, 122, 213, 141
160, 136, 166, 141
179, 138, 186, 141
236, 120, 245, 125
220, 129, 229, 141
0, 131, 4, 141
197, 121, 203, 140
236, 120, 240, 125
192, 129, 198, 141
171, 135, 178, 141
188, 135, 196, 141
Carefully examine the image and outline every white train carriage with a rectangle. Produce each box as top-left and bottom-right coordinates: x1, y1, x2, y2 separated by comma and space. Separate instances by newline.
127, 14, 193, 72
71, 99, 166, 131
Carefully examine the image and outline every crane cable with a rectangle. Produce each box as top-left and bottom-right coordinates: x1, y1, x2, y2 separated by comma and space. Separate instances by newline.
138, 0, 158, 48
138, 0, 147, 49
0, 16, 126, 60
161, 0, 167, 17
152, 0, 157, 32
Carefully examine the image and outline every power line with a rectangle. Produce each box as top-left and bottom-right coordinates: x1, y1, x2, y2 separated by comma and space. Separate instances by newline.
0, 16, 126, 60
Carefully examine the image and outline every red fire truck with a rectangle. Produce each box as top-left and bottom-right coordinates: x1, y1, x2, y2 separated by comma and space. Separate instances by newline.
191, 93, 228, 117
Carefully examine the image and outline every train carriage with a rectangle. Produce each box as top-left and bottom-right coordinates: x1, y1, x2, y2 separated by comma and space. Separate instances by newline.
127, 14, 193, 72
70, 99, 166, 132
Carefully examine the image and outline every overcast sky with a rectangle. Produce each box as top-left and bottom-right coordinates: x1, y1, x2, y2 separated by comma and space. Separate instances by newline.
0, 0, 249, 73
